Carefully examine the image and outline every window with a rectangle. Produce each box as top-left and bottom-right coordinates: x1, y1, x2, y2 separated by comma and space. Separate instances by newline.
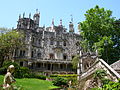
20, 50, 22, 56
63, 54, 67, 60
20, 62, 23, 66
31, 51, 34, 58
32, 37, 35, 43
19, 50, 25, 57
37, 63, 41, 68
56, 41, 60, 46
38, 39, 41, 45
72, 56, 74, 59
50, 40, 54, 45
63, 41, 66, 46
60, 64, 63, 69
49, 53, 54, 59
37, 53, 41, 59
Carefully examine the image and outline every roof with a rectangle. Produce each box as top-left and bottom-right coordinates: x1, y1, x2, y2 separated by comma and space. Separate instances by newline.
110, 60, 120, 70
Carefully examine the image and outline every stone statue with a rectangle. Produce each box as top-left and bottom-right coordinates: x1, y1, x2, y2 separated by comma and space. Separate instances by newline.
3, 65, 16, 90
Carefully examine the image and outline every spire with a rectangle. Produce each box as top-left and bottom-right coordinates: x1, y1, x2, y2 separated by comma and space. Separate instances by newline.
43, 24, 45, 28
52, 18, 54, 26
69, 15, 74, 32
60, 19, 62, 26
29, 13, 31, 19
35, 9, 40, 15
70, 14, 73, 23
23, 12, 25, 18
36, 9, 38, 13
19, 14, 21, 19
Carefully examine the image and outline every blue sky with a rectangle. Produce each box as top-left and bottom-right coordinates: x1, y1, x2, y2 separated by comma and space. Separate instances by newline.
0, 0, 119, 32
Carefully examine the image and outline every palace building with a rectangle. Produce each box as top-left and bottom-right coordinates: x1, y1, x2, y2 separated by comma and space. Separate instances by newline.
15, 10, 81, 74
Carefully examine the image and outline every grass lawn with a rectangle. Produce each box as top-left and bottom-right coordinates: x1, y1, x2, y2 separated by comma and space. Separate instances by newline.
0, 75, 59, 90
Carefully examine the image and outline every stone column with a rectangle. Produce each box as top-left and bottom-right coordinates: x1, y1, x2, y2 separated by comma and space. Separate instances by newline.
50, 63, 52, 71
43, 63, 44, 67
66, 64, 68, 71
77, 50, 82, 80
58, 63, 60, 69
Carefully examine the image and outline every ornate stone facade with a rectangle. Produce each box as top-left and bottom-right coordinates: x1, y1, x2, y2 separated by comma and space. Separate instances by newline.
14, 11, 81, 74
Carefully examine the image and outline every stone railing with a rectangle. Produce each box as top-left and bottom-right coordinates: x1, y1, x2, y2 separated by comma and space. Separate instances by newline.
36, 59, 71, 64
80, 59, 120, 80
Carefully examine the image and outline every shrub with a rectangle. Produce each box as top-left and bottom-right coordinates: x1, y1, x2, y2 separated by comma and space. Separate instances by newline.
14, 66, 31, 78
52, 77, 68, 86
0, 61, 47, 80
0, 61, 20, 75
50, 74, 77, 77
34, 74, 46, 80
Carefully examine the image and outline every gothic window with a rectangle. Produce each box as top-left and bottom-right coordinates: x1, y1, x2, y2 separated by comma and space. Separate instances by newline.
50, 40, 54, 45
38, 39, 41, 45
31, 51, 34, 58
20, 50, 22, 56
32, 37, 35, 43
20, 50, 25, 57
63, 41, 66, 46
37, 53, 41, 59
63, 54, 67, 60
60, 64, 63, 69
72, 56, 75, 59
15, 49, 18, 56
56, 41, 60, 46
20, 62, 23, 66
32, 37, 36, 44
37, 63, 41, 68
49, 53, 54, 59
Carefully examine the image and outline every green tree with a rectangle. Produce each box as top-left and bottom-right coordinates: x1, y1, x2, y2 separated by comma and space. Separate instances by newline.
72, 55, 80, 69
0, 28, 24, 67
80, 5, 118, 64
110, 19, 120, 63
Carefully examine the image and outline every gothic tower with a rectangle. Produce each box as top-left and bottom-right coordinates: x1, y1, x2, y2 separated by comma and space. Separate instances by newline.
33, 9, 40, 28
69, 15, 74, 32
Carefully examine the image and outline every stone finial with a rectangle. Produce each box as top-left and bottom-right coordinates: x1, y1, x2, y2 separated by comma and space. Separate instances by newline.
70, 14, 73, 23
29, 13, 31, 19
60, 19, 62, 26
19, 14, 21, 19
23, 12, 25, 18
36, 9, 38, 13
52, 18, 54, 26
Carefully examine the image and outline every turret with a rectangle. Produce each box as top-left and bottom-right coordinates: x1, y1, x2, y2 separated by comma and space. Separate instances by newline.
69, 22, 74, 32
69, 15, 74, 32
33, 9, 40, 28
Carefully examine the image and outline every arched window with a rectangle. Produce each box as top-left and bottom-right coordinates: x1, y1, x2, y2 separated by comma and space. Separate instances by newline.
63, 54, 67, 60
37, 53, 41, 59
31, 51, 34, 58
50, 40, 54, 45
49, 53, 54, 59
38, 39, 41, 45
72, 55, 75, 59
63, 41, 66, 46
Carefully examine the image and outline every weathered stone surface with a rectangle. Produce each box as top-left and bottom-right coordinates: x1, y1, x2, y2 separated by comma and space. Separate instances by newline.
110, 60, 120, 74
14, 11, 81, 74
78, 59, 120, 90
